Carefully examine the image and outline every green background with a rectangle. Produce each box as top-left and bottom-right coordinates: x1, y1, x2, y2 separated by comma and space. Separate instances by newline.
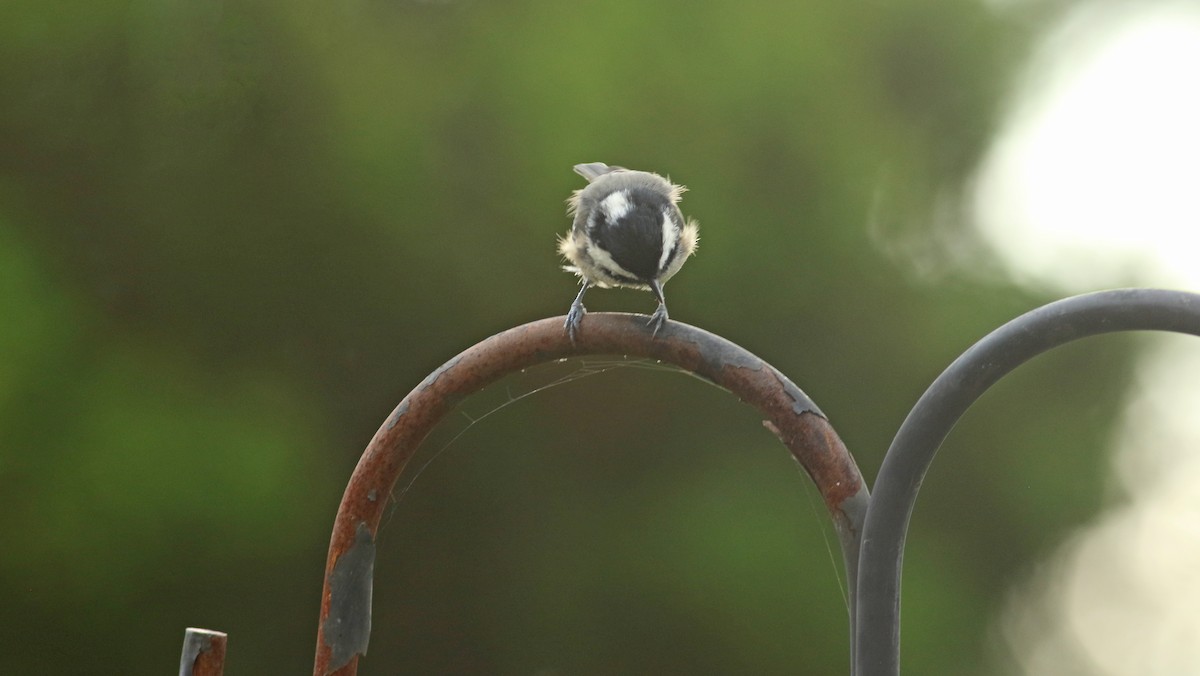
1, 0, 1131, 673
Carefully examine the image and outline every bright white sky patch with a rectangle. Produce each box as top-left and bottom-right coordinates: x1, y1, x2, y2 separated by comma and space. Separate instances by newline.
973, 4, 1200, 675
975, 2, 1200, 290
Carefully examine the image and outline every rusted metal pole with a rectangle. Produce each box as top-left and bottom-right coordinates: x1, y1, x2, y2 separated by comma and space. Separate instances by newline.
313, 313, 866, 676
855, 288, 1200, 675
178, 627, 226, 676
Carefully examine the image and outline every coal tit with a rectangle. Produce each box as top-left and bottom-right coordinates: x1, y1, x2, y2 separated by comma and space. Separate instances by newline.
558, 162, 699, 341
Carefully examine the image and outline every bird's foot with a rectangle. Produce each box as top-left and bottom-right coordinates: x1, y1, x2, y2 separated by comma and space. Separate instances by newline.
647, 303, 669, 337
565, 302, 586, 343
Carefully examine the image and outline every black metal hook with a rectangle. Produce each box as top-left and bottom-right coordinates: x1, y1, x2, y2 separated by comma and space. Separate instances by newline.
854, 288, 1200, 675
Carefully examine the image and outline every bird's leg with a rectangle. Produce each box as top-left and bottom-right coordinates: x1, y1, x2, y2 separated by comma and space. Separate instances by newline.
647, 279, 669, 337
565, 282, 590, 343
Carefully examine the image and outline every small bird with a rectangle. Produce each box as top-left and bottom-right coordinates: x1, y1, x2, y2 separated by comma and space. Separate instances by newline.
558, 162, 699, 341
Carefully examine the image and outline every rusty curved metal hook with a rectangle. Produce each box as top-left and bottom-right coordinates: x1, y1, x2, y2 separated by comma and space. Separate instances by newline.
178, 289, 1200, 674
312, 313, 868, 676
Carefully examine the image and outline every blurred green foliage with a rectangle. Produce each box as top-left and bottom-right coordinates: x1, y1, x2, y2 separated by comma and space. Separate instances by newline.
0, 0, 1134, 673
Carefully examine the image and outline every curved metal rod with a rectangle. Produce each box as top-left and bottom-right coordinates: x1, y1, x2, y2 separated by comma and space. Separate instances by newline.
854, 288, 1200, 675
314, 313, 868, 676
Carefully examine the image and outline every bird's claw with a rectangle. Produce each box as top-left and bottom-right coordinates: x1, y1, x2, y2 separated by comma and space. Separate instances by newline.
647, 304, 669, 337
565, 302, 586, 343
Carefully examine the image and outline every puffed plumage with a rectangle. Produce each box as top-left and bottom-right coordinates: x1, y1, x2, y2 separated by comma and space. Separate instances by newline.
558, 162, 698, 341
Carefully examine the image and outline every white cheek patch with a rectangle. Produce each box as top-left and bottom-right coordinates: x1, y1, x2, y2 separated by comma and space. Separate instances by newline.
599, 190, 633, 224
588, 245, 639, 286
658, 210, 680, 273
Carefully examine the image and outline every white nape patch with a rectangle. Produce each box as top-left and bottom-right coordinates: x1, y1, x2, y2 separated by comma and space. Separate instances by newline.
599, 190, 633, 223
658, 210, 680, 273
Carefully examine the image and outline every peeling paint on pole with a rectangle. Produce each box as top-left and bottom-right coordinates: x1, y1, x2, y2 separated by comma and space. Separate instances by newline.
178, 628, 227, 676
323, 523, 375, 674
